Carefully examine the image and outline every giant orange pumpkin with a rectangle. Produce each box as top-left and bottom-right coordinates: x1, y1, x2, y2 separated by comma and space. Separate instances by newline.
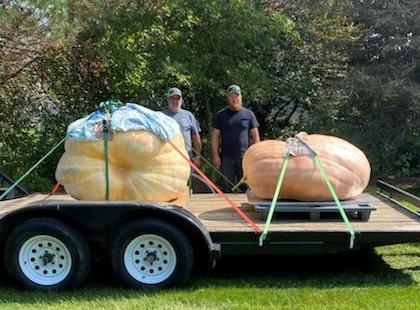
56, 131, 190, 203
242, 134, 371, 201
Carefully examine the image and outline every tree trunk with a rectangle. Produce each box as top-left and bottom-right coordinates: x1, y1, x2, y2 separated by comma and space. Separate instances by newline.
202, 85, 212, 135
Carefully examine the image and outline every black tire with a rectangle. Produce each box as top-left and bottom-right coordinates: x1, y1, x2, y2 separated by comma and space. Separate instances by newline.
4, 218, 91, 290
110, 218, 194, 289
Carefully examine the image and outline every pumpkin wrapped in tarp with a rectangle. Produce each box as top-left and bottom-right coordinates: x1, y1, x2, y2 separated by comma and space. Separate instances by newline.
55, 102, 190, 203
242, 133, 371, 201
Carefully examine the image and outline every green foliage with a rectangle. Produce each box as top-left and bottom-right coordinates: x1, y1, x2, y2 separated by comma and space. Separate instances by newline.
307, 0, 420, 178
0, 0, 418, 191
263, 0, 358, 140
0, 0, 101, 190
92, 0, 300, 132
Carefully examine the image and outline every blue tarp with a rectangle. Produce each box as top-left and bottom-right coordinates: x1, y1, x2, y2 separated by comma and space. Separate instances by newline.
67, 103, 179, 141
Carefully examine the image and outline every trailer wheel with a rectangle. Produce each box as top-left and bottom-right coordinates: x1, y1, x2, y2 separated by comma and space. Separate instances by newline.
110, 219, 193, 289
4, 218, 91, 290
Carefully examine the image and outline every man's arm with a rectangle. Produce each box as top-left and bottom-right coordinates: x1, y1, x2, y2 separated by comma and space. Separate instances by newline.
250, 127, 260, 144
249, 110, 260, 145
192, 133, 202, 166
210, 128, 221, 168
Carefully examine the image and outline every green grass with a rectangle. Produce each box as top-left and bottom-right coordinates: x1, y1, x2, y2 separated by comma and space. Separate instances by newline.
0, 244, 419, 309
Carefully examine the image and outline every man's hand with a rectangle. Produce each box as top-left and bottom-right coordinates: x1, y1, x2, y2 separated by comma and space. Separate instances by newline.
250, 127, 260, 144
210, 128, 221, 168
192, 133, 202, 166
212, 154, 221, 168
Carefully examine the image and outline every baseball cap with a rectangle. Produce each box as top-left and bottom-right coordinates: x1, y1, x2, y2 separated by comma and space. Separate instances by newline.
227, 84, 241, 95
167, 87, 182, 97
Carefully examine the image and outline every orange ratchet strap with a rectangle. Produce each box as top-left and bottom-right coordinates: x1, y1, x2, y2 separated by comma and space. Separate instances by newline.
168, 140, 262, 234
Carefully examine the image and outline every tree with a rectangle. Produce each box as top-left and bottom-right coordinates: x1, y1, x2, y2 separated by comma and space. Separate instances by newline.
0, 0, 103, 189
91, 0, 300, 133
334, 0, 420, 177
2, 0, 417, 191
262, 0, 358, 139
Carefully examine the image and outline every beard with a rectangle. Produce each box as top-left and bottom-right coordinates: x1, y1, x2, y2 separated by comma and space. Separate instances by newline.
228, 101, 242, 111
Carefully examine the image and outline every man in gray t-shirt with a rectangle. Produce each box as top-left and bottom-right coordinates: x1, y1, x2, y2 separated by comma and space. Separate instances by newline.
163, 87, 202, 167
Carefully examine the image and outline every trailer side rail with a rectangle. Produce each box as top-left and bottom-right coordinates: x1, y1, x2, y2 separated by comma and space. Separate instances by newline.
377, 180, 420, 209
0, 171, 28, 200
377, 180, 420, 219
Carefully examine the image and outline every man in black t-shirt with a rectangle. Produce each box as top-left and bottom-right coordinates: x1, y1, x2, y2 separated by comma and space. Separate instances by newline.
211, 85, 260, 192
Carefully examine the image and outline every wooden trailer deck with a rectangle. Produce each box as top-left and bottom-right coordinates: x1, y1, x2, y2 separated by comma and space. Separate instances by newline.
185, 192, 420, 255
0, 192, 419, 255
185, 193, 420, 233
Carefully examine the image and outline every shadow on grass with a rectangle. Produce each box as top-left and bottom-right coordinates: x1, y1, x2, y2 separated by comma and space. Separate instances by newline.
0, 248, 416, 303
191, 249, 416, 288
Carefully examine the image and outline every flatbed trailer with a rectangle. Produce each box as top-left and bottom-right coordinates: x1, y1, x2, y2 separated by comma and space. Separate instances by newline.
0, 184, 419, 290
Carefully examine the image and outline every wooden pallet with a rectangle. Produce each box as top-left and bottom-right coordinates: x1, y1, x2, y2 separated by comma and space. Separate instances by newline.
246, 192, 376, 221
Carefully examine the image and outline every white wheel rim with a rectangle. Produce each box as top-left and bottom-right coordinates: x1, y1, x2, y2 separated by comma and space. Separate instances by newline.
124, 234, 177, 285
18, 235, 72, 286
